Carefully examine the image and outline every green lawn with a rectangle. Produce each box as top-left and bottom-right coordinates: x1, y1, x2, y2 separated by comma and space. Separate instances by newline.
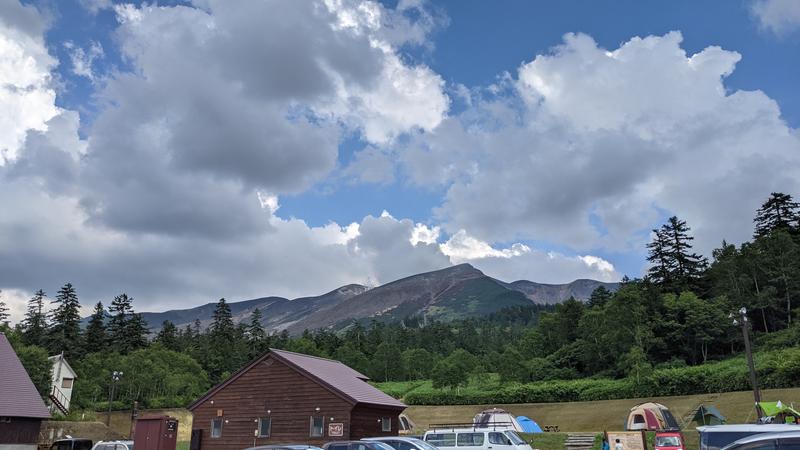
176, 442, 189, 450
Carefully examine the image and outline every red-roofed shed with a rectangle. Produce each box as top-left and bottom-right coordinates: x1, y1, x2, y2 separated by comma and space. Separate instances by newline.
0, 332, 51, 450
187, 349, 405, 450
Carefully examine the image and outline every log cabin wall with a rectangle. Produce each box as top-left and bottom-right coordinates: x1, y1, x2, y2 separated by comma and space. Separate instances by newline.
191, 355, 353, 450
349, 405, 403, 440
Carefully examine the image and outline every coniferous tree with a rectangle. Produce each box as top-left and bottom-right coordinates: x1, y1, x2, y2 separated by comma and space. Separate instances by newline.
648, 216, 707, 292
210, 298, 234, 340
108, 293, 148, 353
21, 290, 48, 347
126, 312, 149, 350
0, 290, 9, 325
754, 192, 800, 238
155, 320, 179, 351
108, 293, 133, 352
83, 302, 108, 353
48, 283, 83, 357
646, 228, 674, 286
587, 286, 613, 308
246, 308, 266, 357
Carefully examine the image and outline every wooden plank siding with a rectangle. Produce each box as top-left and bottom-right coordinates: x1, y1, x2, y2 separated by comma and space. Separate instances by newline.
0, 417, 43, 445
191, 355, 353, 450
349, 405, 402, 440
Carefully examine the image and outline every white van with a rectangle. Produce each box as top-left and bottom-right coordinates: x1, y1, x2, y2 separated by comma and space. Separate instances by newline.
423, 427, 533, 450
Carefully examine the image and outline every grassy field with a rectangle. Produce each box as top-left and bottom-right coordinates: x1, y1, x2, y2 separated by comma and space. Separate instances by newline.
403, 387, 800, 432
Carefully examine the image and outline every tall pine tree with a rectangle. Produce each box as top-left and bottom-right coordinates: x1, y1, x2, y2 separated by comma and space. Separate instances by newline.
0, 290, 8, 325
647, 216, 707, 292
21, 290, 48, 347
48, 283, 83, 358
210, 298, 234, 340
155, 320, 179, 351
108, 293, 148, 353
754, 192, 800, 238
246, 308, 266, 357
646, 228, 674, 286
83, 302, 108, 353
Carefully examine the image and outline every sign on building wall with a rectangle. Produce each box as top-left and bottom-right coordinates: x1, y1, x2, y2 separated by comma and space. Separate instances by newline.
328, 423, 344, 437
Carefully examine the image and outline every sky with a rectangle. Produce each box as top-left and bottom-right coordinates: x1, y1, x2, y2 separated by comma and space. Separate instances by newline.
1, 0, 799, 322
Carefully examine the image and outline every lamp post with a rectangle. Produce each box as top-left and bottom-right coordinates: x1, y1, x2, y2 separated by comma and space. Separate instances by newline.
730, 307, 762, 419
106, 371, 123, 426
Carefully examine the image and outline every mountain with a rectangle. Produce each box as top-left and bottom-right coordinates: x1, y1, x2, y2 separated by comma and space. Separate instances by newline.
133, 284, 367, 333
285, 263, 533, 333
95, 264, 618, 334
504, 278, 620, 304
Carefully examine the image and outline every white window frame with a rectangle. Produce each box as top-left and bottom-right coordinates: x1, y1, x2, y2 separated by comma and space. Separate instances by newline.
381, 417, 391, 432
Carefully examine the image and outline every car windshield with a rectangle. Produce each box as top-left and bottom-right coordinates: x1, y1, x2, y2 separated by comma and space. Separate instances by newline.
373, 443, 396, 450
504, 432, 526, 445
656, 437, 681, 447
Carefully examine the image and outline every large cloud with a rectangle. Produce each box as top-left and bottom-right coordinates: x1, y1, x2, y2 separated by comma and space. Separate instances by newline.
0, 0, 59, 163
393, 31, 800, 255
67, 0, 448, 237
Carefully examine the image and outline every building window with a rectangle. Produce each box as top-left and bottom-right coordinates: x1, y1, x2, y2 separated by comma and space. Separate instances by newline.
61, 378, 74, 388
258, 417, 271, 437
211, 418, 223, 438
310, 416, 324, 437
381, 417, 391, 432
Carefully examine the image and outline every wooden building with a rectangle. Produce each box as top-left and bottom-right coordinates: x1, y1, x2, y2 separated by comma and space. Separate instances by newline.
47, 353, 77, 415
188, 349, 406, 450
0, 332, 51, 450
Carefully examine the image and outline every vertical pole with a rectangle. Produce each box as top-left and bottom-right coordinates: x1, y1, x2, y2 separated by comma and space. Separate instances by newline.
129, 400, 138, 440
740, 310, 762, 419
107, 377, 116, 426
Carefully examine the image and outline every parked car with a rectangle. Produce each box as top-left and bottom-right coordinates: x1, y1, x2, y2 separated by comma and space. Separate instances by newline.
244, 446, 324, 450
363, 436, 440, 450
721, 431, 800, 450
698, 424, 800, 450
323, 441, 397, 450
91, 440, 134, 450
50, 438, 93, 450
423, 427, 533, 450
655, 431, 686, 450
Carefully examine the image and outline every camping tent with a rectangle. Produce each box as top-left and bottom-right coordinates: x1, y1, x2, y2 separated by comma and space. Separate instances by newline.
758, 401, 800, 424
626, 402, 680, 431
516, 416, 543, 433
474, 408, 525, 432
692, 405, 726, 426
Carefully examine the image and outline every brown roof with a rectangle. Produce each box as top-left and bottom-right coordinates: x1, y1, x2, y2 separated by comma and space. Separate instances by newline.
188, 348, 405, 410
0, 333, 51, 419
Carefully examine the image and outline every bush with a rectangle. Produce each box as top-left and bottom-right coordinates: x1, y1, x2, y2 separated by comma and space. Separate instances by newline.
401, 348, 800, 405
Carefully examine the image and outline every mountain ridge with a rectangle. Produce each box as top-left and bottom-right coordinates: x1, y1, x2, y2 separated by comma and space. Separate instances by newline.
106, 264, 618, 334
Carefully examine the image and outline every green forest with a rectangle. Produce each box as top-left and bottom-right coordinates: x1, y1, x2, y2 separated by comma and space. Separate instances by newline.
1, 192, 800, 412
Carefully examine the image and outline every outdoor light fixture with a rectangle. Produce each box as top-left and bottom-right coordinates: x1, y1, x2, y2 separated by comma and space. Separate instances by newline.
315, 407, 320, 411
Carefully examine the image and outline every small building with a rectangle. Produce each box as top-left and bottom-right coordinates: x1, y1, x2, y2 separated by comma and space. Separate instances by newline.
48, 353, 77, 415
0, 332, 51, 450
188, 349, 406, 450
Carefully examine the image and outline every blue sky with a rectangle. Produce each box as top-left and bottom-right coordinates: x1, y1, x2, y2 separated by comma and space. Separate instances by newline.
1, 0, 799, 316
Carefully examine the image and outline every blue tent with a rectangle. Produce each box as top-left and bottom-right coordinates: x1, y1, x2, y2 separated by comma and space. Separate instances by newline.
516, 416, 543, 433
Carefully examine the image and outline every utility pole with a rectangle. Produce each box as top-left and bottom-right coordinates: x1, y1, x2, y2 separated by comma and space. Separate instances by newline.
731, 307, 762, 419
106, 371, 123, 426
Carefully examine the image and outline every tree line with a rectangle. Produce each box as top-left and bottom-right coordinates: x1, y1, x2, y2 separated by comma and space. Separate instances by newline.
1, 192, 798, 408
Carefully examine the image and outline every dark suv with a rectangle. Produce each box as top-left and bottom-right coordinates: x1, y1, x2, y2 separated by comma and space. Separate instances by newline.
50, 439, 93, 450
